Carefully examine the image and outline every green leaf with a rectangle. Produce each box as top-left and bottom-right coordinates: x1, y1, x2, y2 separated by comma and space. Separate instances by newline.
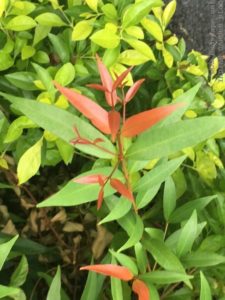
111, 257, 123, 300
127, 117, 225, 161
11, 1, 36, 15
54, 63, 75, 86
162, 46, 173, 67
101, 4, 118, 19
86, 0, 98, 11
136, 184, 160, 209
141, 18, 163, 42
200, 272, 212, 300
139, 271, 192, 285
35, 13, 66, 27
163, 176, 176, 221
10, 256, 28, 288
21, 45, 36, 60
37, 167, 122, 207
47, 266, 61, 300
0, 235, 18, 271
182, 251, 225, 268
119, 50, 150, 65
0, 93, 115, 159
0, 285, 21, 299
55, 139, 74, 165
134, 156, 186, 192
33, 25, 51, 46
72, 20, 93, 41
176, 210, 198, 257
80, 262, 98, 300
48, 33, 70, 63
162, 0, 176, 28
33, 50, 50, 64
122, 0, 163, 28
17, 137, 43, 184
125, 26, 144, 39
4, 116, 37, 143
0, 51, 14, 71
134, 242, 148, 274
5, 72, 37, 91
90, 29, 120, 49
118, 215, 144, 252
6, 15, 37, 31
169, 196, 216, 223
110, 250, 138, 275
124, 38, 156, 61
99, 197, 131, 225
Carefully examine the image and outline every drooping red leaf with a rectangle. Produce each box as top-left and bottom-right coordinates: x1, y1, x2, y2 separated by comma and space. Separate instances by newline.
108, 110, 121, 142
122, 103, 184, 137
96, 54, 117, 107
124, 79, 145, 103
97, 187, 104, 210
132, 279, 150, 300
86, 84, 109, 92
112, 67, 133, 90
110, 178, 135, 203
54, 81, 111, 134
73, 174, 107, 184
80, 264, 134, 281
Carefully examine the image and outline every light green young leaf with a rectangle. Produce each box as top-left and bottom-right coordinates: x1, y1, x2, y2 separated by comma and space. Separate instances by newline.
54, 63, 75, 86
85, 0, 98, 11
10, 256, 28, 288
101, 4, 118, 19
124, 38, 156, 61
35, 13, 66, 27
90, 29, 120, 49
162, 0, 177, 28
72, 20, 93, 41
6, 15, 37, 31
0, 0, 7, 17
122, 0, 163, 28
0, 235, 18, 271
111, 257, 123, 300
0, 285, 21, 299
200, 272, 212, 300
110, 250, 138, 275
119, 50, 150, 65
141, 18, 163, 42
47, 266, 61, 300
17, 137, 43, 185
134, 242, 148, 274
162, 46, 173, 67
127, 117, 225, 161
11, 1, 36, 15
118, 215, 144, 252
33, 25, 51, 46
176, 210, 198, 257
125, 26, 144, 39
21, 45, 36, 60
0, 52, 14, 71
55, 138, 74, 165
139, 270, 193, 285
163, 176, 176, 221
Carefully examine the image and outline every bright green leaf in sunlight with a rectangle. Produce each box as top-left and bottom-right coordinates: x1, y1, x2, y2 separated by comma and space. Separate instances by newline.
0, 0, 7, 17
35, 13, 66, 27
85, 0, 98, 12
124, 38, 156, 61
162, 0, 177, 28
47, 266, 61, 300
0, 235, 18, 271
90, 29, 120, 49
72, 20, 93, 41
0, 285, 21, 299
0, 52, 14, 71
17, 137, 43, 185
200, 272, 212, 300
141, 18, 163, 42
119, 50, 150, 66
6, 15, 37, 31
54, 63, 76, 86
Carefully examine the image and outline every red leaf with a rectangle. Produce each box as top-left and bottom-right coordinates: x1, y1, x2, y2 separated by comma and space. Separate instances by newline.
112, 67, 133, 90
132, 279, 150, 300
124, 79, 145, 103
97, 187, 104, 210
108, 110, 120, 142
80, 264, 134, 281
122, 103, 184, 137
73, 174, 106, 184
110, 178, 135, 203
54, 81, 111, 134
96, 54, 117, 107
86, 84, 109, 92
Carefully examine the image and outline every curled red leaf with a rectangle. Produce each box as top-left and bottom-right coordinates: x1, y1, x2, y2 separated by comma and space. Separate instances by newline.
122, 103, 184, 137
54, 81, 111, 134
132, 279, 150, 300
108, 110, 121, 142
80, 264, 134, 281
125, 78, 145, 103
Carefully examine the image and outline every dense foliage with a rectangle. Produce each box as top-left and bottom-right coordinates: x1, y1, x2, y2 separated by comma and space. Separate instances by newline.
1, 0, 225, 299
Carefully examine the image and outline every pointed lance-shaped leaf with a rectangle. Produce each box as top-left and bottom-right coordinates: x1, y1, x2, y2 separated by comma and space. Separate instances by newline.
122, 103, 184, 137
112, 67, 133, 90
54, 81, 111, 134
73, 174, 107, 184
132, 279, 150, 300
86, 84, 109, 92
96, 54, 117, 107
97, 187, 104, 210
80, 264, 134, 281
108, 110, 120, 142
125, 79, 145, 103
110, 178, 136, 208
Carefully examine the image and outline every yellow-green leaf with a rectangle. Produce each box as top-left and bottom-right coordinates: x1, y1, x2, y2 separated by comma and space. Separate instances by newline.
212, 81, 225, 93
35, 13, 66, 27
162, 0, 176, 28
54, 63, 75, 86
186, 65, 204, 76
0, 51, 14, 71
0, 158, 8, 170
21, 45, 36, 60
119, 50, 150, 66
162, 47, 173, 68
0, 0, 7, 18
110, 63, 133, 86
125, 38, 156, 61
90, 29, 120, 49
17, 137, 43, 184
6, 15, 37, 31
212, 94, 225, 109
85, 0, 98, 12
72, 20, 93, 41
125, 26, 144, 39
210, 57, 219, 78
11, 1, 36, 15
141, 17, 163, 42
166, 35, 178, 45
101, 3, 117, 19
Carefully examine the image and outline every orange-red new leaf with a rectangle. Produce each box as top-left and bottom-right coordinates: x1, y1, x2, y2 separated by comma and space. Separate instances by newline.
80, 264, 134, 281
112, 67, 133, 90
96, 54, 117, 107
86, 84, 109, 92
132, 279, 150, 300
125, 79, 145, 103
97, 187, 104, 210
108, 110, 120, 142
110, 178, 135, 204
54, 81, 111, 134
122, 103, 184, 137
73, 174, 107, 184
